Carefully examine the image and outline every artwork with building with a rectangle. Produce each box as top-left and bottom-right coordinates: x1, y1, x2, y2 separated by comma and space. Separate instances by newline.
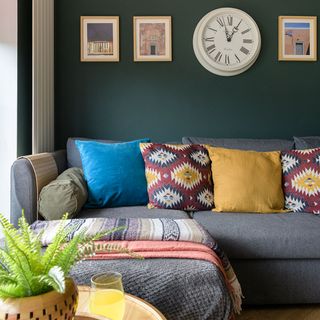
81, 16, 120, 62
278, 16, 317, 61
134, 16, 172, 62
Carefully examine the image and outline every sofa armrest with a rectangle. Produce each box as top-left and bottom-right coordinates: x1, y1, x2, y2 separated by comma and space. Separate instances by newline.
10, 150, 67, 226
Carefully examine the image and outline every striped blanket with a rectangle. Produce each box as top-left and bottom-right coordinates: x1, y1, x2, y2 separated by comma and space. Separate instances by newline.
31, 218, 242, 314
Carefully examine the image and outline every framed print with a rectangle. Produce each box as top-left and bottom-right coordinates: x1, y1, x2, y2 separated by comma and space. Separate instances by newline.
133, 16, 172, 62
81, 16, 119, 62
278, 16, 317, 61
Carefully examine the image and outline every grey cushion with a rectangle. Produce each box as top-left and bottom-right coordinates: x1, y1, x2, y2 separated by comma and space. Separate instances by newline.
192, 211, 320, 259
182, 137, 294, 151
294, 136, 320, 150
67, 137, 118, 168
77, 206, 190, 219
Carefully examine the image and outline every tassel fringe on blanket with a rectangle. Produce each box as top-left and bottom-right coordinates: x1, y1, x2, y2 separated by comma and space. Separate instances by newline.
31, 217, 243, 314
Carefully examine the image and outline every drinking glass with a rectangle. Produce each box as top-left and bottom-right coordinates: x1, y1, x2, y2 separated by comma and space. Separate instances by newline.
89, 272, 125, 320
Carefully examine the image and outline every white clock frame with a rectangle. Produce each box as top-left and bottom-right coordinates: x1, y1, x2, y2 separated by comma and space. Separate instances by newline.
193, 7, 261, 76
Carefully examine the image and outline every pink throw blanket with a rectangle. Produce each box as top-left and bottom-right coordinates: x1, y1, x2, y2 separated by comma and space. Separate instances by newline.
90, 240, 241, 317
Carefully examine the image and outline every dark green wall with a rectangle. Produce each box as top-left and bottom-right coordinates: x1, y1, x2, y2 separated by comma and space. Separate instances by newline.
55, 0, 320, 149
18, 0, 32, 156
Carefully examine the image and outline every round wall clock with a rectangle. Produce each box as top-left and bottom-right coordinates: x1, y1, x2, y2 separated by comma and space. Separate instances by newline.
193, 8, 261, 76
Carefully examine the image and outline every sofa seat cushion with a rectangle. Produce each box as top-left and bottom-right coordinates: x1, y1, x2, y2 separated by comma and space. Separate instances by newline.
77, 206, 190, 219
193, 211, 320, 259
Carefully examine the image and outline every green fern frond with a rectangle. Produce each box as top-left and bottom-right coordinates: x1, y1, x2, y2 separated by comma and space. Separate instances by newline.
18, 211, 42, 259
0, 244, 33, 295
36, 266, 65, 293
0, 274, 18, 286
0, 283, 26, 299
52, 232, 85, 275
0, 212, 138, 298
41, 214, 75, 273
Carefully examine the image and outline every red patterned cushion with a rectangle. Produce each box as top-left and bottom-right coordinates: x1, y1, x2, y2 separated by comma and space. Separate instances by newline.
281, 147, 320, 214
140, 143, 214, 211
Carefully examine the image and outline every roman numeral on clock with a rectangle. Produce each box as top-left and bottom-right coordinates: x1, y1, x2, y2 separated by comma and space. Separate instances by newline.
208, 27, 217, 32
225, 54, 230, 65
243, 39, 253, 44
227, 15, 233, 26
217, 17, 225, 27
204, 37, 215, 42
240, 46, 250, 55
241, 28, 251, 35
207, 44, 216, 54
214, 51, 223, 62
235, 54, 241, 63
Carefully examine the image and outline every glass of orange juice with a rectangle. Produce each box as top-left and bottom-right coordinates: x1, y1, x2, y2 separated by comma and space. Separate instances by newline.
89, 272, 125, 320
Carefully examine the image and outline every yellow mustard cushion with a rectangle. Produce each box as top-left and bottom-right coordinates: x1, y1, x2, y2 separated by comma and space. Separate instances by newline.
207, 147, 286, 213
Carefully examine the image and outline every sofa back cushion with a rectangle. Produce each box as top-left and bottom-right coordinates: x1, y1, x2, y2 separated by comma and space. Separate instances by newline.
281, 147, 320, 214
207, 147, 286, 213
140, 143, 214, 211
67, 137, 118, 168
294, 136, 320, 150
75, 138, 150, 208
182, 137, 294, 152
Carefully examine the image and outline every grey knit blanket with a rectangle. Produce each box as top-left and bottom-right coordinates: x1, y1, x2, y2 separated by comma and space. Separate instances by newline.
70, 258, 232, 320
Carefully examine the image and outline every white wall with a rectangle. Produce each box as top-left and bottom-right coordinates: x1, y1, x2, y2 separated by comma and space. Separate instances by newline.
0, 0, 18, 219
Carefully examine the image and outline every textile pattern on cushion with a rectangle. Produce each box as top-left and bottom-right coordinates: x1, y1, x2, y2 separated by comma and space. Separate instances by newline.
140, 143, 214, 211
207, 147, 286, 213
75, 138, 150, 208
282, 147, 320, 214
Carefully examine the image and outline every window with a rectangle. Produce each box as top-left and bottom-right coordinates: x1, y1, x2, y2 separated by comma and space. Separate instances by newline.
0, 0, 18, 219
295, 42, 304, 55
150, 45, 156, 55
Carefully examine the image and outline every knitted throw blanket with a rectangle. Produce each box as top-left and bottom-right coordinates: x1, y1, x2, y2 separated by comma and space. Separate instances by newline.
31, 217, 242, 314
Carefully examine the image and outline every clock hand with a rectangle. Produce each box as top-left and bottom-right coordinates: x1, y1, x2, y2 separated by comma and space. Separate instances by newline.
229, 27, 238, 39
225, 26, 231, 41
221, 16, 231, 41
229, 19, 242, 41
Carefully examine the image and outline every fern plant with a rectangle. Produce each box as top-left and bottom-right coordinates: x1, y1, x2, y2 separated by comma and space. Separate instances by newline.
0, 213, 139, 299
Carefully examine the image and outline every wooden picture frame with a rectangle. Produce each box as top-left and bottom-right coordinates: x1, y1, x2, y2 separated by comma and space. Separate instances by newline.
278, 16, 317, 61
133, 16, 172, 62
81, 16, 120, 62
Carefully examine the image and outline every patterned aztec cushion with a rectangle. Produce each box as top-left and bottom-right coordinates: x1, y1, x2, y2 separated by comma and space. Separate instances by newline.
281, 147, 320, 214
140, 143, 214, 211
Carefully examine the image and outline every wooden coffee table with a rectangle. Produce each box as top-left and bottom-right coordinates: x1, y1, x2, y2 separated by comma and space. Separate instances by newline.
76, 286, 166, 320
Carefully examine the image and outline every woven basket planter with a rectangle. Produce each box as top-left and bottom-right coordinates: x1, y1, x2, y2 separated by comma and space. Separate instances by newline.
0, 278, 78, 320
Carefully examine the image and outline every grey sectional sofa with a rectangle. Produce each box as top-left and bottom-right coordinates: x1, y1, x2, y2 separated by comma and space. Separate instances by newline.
10, 137, 320, 305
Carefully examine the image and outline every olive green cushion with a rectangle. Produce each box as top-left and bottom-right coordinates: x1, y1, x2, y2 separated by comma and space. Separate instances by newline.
39, 168, 88, 220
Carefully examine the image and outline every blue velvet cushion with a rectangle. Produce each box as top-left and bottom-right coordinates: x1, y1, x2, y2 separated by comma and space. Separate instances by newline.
75, 139, 150, 208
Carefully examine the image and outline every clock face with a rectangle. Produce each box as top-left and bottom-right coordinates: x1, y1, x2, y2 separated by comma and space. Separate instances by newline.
193, 8, 261, 76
